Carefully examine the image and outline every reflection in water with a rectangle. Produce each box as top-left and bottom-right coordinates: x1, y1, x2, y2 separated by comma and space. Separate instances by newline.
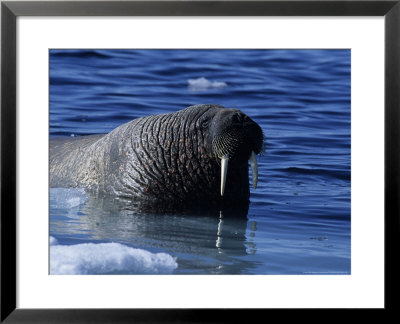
50, 190, 260, 274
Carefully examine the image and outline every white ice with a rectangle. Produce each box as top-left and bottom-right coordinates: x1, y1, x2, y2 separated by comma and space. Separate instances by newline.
49, 236, 58, 246
187, 77, 227, 91
50, 237, 178, 275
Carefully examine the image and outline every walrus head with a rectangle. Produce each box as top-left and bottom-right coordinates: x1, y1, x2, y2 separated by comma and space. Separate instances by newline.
208, 108, 264, 196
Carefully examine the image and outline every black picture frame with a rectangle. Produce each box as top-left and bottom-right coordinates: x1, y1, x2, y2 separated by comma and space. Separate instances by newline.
1, 0, 399, 322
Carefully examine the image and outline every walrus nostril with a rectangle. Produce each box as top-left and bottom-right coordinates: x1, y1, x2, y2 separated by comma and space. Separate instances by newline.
231, 112, 246, 124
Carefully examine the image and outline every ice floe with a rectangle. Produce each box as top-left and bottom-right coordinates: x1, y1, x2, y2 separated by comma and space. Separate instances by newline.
50, 237, 178, 275
188, 77, 227, 91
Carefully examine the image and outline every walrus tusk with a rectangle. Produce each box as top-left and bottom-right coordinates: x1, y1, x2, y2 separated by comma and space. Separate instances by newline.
249, 151, 258, 189
220, 155, 229, 196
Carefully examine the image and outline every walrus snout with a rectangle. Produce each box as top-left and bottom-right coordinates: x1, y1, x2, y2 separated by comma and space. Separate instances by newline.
210, 108, 264, 196
211, 109, 263, 160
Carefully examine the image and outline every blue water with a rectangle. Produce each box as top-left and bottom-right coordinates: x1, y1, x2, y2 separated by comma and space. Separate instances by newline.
49, 49, 351, 274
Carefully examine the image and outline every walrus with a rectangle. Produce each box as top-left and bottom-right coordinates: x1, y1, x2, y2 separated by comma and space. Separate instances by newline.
50, 104, 264, 213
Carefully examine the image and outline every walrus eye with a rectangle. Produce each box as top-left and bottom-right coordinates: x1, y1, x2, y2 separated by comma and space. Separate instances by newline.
201, 119, 209, 129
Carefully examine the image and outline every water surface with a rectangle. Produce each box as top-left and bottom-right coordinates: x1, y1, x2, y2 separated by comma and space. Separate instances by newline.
50, 49, 351, 275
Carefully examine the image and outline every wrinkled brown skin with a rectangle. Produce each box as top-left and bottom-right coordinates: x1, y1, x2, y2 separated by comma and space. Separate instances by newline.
50, 104, 264, 213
